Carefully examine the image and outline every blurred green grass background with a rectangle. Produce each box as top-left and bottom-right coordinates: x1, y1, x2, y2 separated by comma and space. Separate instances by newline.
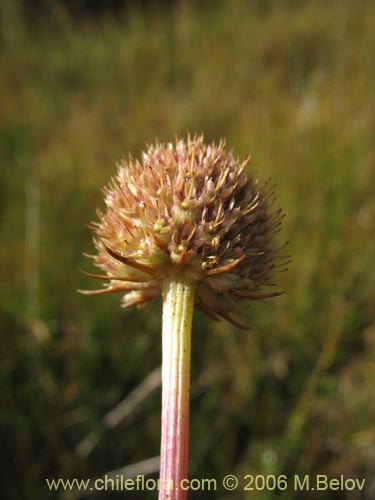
0, 1, 374, 499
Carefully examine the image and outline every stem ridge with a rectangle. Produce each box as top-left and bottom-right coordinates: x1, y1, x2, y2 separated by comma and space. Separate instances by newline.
159, 278, 196, 500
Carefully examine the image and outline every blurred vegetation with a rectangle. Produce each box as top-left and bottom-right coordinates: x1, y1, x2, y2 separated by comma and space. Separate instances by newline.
0, 0, 374, 499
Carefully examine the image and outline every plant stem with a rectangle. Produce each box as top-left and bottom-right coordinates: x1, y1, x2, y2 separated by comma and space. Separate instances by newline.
159, 277, 196, 500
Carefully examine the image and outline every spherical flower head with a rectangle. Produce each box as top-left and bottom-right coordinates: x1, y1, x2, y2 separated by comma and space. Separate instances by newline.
83, 135, 287, 327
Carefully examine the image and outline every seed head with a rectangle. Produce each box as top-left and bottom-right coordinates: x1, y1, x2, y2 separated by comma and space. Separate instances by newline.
82, 135, 287, 327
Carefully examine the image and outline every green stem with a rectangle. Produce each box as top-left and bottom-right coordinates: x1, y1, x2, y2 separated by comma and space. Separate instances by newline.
158, 277, 196, 500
